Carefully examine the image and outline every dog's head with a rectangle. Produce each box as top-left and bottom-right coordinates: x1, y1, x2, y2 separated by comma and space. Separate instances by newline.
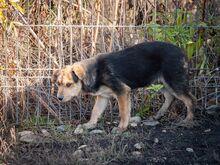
52, 63, 86, 102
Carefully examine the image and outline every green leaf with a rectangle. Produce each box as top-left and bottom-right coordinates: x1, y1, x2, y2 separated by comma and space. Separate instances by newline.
183, 10, 187, 24
10, 1, 25, 14
0, 10, 6, 22
197, 22, 207, 27
176, 13, 182, 26
187, 42, 195, 59
146, 84, 164, 93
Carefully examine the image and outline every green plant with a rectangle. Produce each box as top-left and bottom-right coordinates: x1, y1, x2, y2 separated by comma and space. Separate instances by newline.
137, 84, 164, 118
0, 0, 24, 36
145, 9, 204, 60
24, 116, 57, 127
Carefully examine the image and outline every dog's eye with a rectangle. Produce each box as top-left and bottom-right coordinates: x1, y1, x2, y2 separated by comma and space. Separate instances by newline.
57, 82, 61, 86
66, 83, 72, 87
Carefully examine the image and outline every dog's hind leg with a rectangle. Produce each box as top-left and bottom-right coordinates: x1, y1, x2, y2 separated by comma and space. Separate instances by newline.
161, 57, 196, 126
175, 92, 196, 124
82, 96, 108, 129
154, 89, 174, 120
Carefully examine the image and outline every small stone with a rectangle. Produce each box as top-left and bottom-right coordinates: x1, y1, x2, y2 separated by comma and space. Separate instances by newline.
143, 120, 159, 126
78, 145, 87, 150
18, 131, 34, 137
154, 138, 159, 143
19, 134, 38, 143
73, 150, 84, 158
106, 122, 111, 125
130, 116, 142, 124
41, 129, 50, 137
134, 142, 144, 150
18, 131, 40, 143
89, 129, 105, 135
74, 124, 85, 134
162, 130, 167, 133
186, 148, 194, 152
204, 129, 211, 133
18, 131, 39, 143
111, 127, 123, 134
132, 151, 142, 157
130, 122, 138, 127
57, 125, 65, 132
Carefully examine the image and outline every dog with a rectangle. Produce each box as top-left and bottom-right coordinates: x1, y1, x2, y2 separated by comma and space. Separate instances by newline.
52, 41, 196, 132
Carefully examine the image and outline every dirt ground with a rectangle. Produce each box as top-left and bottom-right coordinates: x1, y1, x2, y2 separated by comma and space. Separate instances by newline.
5, 109, 220, 165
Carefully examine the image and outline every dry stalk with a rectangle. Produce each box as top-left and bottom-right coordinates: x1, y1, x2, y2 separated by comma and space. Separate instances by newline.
57, 0, 64, 67
91, 0, 101, 56
78, 0, 85, 59
15, 9, 59, 68
30, 91, 63, 124
109, 0, 119, 52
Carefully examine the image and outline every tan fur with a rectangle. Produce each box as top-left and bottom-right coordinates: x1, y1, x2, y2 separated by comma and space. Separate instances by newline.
117, 92, 131, 130
89, 86, 115, 98
154, 90, 174, 120
176, 94, 194, 121
53, 65, 82, 102
52, 62, 133, 131
72, 62, 85, 80
82, 96, 109, 129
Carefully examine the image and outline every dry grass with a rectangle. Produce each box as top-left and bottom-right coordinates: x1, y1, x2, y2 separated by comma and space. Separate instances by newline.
0, 0, 219, 161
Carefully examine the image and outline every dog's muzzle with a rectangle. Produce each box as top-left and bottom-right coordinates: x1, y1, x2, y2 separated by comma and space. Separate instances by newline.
57, 96, 64, 101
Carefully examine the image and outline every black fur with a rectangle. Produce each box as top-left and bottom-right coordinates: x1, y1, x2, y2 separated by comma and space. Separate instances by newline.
83, 41, 189, 95
72, 71, 79, 83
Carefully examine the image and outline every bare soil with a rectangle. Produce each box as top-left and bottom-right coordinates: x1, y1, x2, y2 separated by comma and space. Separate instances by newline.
5, 110, 220, 165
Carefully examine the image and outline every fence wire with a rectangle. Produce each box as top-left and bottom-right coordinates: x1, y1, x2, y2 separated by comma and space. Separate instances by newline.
0, 0, 219, 126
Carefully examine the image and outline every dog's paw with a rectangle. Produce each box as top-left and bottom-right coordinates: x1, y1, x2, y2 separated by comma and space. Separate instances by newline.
111, 127, 125, 134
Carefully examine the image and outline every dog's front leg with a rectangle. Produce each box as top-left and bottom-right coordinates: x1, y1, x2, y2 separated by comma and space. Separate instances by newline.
82, 95, 108, 129
113, 92, 131, 132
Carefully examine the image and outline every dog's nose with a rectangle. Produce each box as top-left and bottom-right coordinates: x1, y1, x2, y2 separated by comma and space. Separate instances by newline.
58, 96, 64, 101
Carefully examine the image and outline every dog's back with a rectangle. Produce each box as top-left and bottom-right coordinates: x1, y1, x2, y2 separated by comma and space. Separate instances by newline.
97, 41, 188, 94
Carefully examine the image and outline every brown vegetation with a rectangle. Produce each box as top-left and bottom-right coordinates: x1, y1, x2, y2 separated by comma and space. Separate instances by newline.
0, 0, 219, 162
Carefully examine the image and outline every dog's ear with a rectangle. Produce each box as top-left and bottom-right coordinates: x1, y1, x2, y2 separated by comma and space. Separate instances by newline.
72, 62, 85, 80
72, 71, 79, 83
72, 62, 97, 92
51, 70, 60, 83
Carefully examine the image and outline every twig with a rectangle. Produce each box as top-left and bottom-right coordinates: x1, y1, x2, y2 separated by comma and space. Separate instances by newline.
30, 91, 63, 124
91, 0, 101, 55
109, 0, 119, 52
78, 0, 85, 59
63, 0, 113, 24
17, 12, 45, 49
16, 11, 59, 68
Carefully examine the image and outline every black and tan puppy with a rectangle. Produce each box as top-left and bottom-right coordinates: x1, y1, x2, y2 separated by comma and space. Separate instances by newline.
52, 41, 196, 132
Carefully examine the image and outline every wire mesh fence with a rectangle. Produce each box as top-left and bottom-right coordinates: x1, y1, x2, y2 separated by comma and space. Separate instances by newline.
0, 0, 219, 126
